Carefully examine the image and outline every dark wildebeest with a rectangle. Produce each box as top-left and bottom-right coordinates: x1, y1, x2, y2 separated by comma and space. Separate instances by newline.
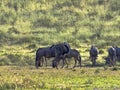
35, 47, 50, 68
51, 42, 71, 69
107, 46, 116, 67
89, 46, 98, 66
35, 42, 70, 68
63, 49, 82, 68
52, 49, 81, 68
115, 46, 120, 62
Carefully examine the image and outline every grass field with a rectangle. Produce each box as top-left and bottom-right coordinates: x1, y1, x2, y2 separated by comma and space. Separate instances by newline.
0, 0, 120, 89
0, 66, 120, 90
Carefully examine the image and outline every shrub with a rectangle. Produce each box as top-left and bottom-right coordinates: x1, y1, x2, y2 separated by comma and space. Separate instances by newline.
0, 56, 11, 66
0, 83, 16, 90
94, 69, 100, 74
99, 49, 104, 54
0, 31, 7, 41
26, 44, 37, 49
7, 27, 20, 34
109, 0, 120, 11
112, 67, 118, 71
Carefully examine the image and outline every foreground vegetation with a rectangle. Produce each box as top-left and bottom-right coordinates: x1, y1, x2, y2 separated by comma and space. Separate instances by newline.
0, 0, 120, 89
0, 66, 120, 90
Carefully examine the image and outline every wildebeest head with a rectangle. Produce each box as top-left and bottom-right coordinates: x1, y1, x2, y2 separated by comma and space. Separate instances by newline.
108, 46, 116, 57
63, 42, 70, 53
90, 46, 98, 57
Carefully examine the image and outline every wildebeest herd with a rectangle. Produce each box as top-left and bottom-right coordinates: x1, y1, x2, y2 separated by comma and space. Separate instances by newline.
35, 42, 120, 69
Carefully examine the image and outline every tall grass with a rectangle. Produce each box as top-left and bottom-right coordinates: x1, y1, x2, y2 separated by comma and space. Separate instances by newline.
0, 0, 120, 65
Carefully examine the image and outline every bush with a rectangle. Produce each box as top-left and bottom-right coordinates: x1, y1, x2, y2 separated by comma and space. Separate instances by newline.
7, 27, 20, 34
109, 0, 120, 11
0, 31, 7, 42
99, 49, 104, 54
0, 10, 17, 25
5, 53, 35, 66
0, 83, 16, 90
0, 56, 11, 66
26, 44, 37, 49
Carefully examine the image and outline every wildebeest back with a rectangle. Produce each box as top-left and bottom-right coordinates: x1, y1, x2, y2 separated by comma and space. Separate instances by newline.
90, 46, 98, 57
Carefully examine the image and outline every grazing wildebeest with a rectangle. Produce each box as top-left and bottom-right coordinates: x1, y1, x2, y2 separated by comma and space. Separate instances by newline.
35, 47, 50, 68
35, 45, 59, 68
35, 42, 70, 69
51, 42, 71, 69
108, 46, 116, 67
89, 45, 98, 66
115, 46, 120, 62
63, 49, 82, 68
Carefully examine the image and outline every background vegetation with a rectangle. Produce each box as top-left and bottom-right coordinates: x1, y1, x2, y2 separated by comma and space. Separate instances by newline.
0, 0, 120, 65
0, 0, 120, 89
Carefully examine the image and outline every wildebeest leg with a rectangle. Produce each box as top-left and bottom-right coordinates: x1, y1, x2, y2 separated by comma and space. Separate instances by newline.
91, 57, 95, 66
44, 57, 47, 67
61, 57, 68, 68
36, 60, 39, 69
35, 56, 41, 68
61, 58, 65, 68
52, 58, 58, 69
40, 57, 44, 67
35, 55, 39, 68
92, 57, 96, 66
64, 58, 68, 68
114, 57, 116, 65
111, 59, 114, 67
93, 57, 96, 66
109, 57, 114, 67
112, 56, 116, 67
52, 60, 56, 68
36, 58, 42, 68
91, 57, 93, 66
78, 56, 82, 67
55, 60, 59, 69
73, 58, 77, 68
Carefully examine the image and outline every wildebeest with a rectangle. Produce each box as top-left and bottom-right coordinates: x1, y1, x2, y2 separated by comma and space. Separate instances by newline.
35, 47, 50, 68
52, 49, 81, 69
51, 42, 71, 69
63, 49, 81, 68
115, 46, 120, 61
89, 45, 98, 66
107, 46, 116, 66
35, 42, 70, 68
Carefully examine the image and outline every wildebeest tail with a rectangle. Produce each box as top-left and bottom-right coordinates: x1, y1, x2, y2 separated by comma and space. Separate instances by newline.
78, 55, 82, 66
35, 50, 40, 68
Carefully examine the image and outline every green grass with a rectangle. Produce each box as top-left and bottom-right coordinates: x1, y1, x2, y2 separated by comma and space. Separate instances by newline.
0, 66, 120, 90
0, 1, 120, 89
